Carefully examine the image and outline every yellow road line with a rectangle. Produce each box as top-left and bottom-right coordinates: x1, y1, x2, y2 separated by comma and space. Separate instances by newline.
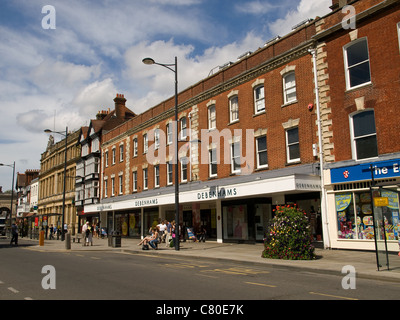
245, 282, 277, 288
309, 291, 358, 300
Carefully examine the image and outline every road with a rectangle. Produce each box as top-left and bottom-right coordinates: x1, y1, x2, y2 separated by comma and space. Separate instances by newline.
0, 238, 399, 305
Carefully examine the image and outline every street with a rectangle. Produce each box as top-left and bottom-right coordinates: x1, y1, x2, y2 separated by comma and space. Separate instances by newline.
0, 238, 399, 305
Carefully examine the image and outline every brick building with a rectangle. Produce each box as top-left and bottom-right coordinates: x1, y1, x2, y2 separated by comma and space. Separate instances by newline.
85, 16, 324, 243
315, 0, 400, 251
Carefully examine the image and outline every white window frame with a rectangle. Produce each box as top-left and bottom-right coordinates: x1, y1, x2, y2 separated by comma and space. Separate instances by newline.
180, 117, 187, 140
166, 123, 173, 145
181, 158, 188, 183
229, 95, 239, 123
283, 71, 297, 104
154, 165, 160, 188
111, 177, 115, 196
256, 135, 268, 169
349, 109, 378, 160
119, 144, 124, 162
254, 85, 265, 114
104, 179, 108, 198
209, 148, 217, 178
112, 147, 116, 165
143, 133, 148, 154
343, 37, 371, 90
230, 141, 241, 174
285, 127, 300, 163
118, 174, 123, 195
133, 138, 138, 157
167, 162, 173, 185
208, 105, 216, 130
105, 151, 109, 167
154, 129, 160, 150
132, 171, 137, 192
143, 168, 148, 190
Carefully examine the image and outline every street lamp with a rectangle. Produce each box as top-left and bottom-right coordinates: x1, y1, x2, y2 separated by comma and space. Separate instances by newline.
0, 162, 15, 233
44, 126, 68, 241
142, 56, 180, 251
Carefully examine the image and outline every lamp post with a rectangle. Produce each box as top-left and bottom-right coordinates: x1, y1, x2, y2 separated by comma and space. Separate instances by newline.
0, 162, 16, 233
142, 56, 180, 250
44, 126, 68, 241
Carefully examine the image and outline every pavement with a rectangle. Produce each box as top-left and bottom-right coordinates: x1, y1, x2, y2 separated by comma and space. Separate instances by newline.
17, 235, 400, 283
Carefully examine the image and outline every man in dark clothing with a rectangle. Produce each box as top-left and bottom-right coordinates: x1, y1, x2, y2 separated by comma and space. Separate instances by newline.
10, 223, 18, 246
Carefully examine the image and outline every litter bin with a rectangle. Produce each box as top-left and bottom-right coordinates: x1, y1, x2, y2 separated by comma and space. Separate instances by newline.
112, 233, 121, 248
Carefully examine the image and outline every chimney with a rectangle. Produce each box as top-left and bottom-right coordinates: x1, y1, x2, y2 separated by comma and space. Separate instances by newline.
114, 93, 126, 120
330, 0, 348, 10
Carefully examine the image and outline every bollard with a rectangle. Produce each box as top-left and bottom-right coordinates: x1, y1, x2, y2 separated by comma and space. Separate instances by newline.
65, 233, 71, 250
39, 230, 44, 246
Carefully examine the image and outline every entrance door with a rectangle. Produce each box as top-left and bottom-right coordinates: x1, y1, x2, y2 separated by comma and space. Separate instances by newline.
200, 209, 217, 238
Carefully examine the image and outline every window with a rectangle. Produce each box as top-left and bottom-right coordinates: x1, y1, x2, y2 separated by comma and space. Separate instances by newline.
254, 85, 265, 114
180, 117, 187, 140
119, 144, 124, 162
167, 162, 173, 185
231, 142, 241, 174
133, 138, 138, 157
154, 165, 160, 187
105, 151, 109, 167
166, 123, 173, 145
283, 72, 297, 104
286, 127, 300, 163
209, 148, 217, 177
350, 110, 378, 160
119, 175, 123, 195
111, 177, 115, 196
143, 168, 148, 190
397, 22, 400, 53
132, 171, 137, 192
143, 134, 148, 154
229, 96, 239, 123
154, 129, 160, 150
208, 105, 216, 129
181, 158, 188, 182
112, 148, 116, 164
104, 179, 108, 198
256, 136, 268, 168
344, 38, 371, 89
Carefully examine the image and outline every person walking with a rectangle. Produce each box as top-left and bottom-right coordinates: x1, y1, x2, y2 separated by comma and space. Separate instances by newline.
10, 223, 18, 246
82, 221, 89, 246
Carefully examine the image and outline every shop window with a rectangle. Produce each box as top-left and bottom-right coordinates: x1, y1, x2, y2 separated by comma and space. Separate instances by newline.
350, 110, 378, 160
223, 205, 248, 240
344, 38, 371, 89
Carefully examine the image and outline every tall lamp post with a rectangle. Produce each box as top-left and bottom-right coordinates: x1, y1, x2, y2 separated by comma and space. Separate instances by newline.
44, 127, 68, 241
0, 162, 16, 232
142, 56, 180, 250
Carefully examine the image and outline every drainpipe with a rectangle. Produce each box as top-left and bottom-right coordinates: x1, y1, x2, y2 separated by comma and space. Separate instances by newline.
309, 47, 331, 249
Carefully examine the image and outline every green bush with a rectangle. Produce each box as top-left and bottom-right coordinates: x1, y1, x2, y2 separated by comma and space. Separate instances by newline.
262, 205, 315, 260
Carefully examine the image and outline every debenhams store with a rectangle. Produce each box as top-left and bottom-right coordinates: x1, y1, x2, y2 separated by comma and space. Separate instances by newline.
84, 164, 322, 243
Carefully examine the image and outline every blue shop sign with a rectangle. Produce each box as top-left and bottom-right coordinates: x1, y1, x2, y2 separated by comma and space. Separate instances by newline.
330, 159, 400, 183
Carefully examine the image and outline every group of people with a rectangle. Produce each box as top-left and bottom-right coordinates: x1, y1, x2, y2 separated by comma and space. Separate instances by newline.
137, 220, 207, 249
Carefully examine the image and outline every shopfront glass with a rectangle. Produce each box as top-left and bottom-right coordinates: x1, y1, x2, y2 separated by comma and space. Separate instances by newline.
335, 190, 400, 241
223, 204, 248, 241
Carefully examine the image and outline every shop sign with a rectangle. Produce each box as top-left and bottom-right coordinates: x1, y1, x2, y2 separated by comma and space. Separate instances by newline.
373, 197, 389, 207
196, 187, 237, 200
331, 159, 400, 183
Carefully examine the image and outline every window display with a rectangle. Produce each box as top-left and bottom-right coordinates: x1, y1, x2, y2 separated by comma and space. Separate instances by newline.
336, 190, 399, 241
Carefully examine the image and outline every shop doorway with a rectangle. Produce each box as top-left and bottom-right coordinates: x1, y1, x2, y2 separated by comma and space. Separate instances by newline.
200, 209, 217, 239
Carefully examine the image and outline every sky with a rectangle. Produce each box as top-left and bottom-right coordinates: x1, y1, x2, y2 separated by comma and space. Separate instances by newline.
0, 0, 332, 191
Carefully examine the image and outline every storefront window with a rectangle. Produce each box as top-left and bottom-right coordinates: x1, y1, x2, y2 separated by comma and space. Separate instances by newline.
129, 212, 140, 237
223, 205, 248, 240
336, 190, 400, 241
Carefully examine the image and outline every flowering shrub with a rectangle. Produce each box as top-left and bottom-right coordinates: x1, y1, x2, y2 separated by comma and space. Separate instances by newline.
262, 205, 315, 260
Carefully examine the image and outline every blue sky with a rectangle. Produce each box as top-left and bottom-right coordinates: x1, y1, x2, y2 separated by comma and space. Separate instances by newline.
0, 0, 331, 190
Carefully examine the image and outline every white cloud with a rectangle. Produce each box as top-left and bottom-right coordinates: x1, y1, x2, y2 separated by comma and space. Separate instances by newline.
269, 0, 331, 36
235, 1, 277, 15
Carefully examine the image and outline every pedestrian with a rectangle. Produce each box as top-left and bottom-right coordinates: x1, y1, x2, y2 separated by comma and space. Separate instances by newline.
49, 224, 54, 240
82, 221, 89, 246
10, 223, 18, 246
86, 224, 93, 246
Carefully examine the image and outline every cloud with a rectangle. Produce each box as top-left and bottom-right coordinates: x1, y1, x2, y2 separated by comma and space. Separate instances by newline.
235, 1, 277, 15
268, 0, 331, 36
